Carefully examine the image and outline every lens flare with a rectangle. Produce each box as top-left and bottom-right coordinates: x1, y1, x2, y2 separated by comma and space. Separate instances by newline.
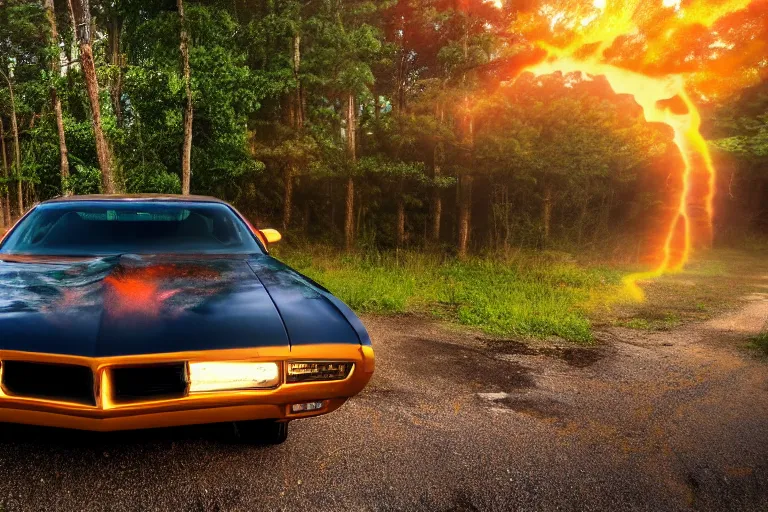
511, 0, 763, 300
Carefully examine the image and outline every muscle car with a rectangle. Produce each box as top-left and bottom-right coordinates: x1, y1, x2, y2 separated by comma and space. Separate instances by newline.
0, 195, 374, 444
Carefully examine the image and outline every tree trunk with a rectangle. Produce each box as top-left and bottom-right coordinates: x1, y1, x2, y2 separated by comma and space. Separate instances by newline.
178, 0, 193, 195
344, 177, 354, 251
431, 188, 442, 244
283, 165, 294, 230
67, 0, 116, 194
396, 196, 406, 248
345, 93, 356, 158
457, 174, 473, 259
302, 200, 310, 234
542, 184, 552, 247
4, 77, 24, 217
457, 75, 473, 258
503, 183, 511, 250
0, 118, 9, 226
45, 0, 70, 195
431, 141, 443, 243
356, 200, 363, 236
577, 198, 588, 246
489, 181, 499, 249
344, 93, 356, 251
53, 93, 70, 194
292, 32, 303, 130
107, 14, 124, 127
65, 38, 74, 88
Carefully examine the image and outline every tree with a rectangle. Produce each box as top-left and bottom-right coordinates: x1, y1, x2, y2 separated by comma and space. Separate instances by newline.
0, 118, 10, 225
0, 69, 23, 216
253, 133, 317, 231
300, 0, 383, 250
708, 79, 768, 238
359, 156, 427, 247
479, 72, 667, 249
119, 2, 263, 196
0, 0, 762, 259
67, 0, 116, 193
44, 0, 69, 194
344, 92, 357, 250
177, 0, 192, 195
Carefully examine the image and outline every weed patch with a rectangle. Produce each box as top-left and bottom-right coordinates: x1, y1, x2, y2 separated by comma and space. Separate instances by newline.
276, 247, 626, 343
748, 332, 768, 356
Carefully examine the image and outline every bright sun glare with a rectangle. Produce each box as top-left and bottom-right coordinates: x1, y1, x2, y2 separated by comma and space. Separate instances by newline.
510, 0, 758, 298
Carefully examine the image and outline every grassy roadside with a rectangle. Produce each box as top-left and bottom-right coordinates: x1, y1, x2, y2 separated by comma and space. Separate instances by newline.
749, 332, 768, 356
274, 245, 768, 344
606, 249, 768, 331
276, 246, 629, 343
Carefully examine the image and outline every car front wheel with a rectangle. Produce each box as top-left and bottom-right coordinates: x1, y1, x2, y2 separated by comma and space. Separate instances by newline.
235, 420, 289, 445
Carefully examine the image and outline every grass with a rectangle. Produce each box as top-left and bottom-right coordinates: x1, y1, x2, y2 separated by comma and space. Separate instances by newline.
748, 332, 768, 356
276, 245, 768, 344
273, 244, 768, 348
616, 315, 680, 331
276, 246, 628, 343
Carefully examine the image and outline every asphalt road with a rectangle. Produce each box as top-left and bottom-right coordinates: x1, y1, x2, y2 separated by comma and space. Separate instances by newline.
0, 299, 766, 511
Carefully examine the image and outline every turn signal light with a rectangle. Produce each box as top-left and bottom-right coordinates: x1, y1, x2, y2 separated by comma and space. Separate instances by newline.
286, 362, 353, 383
291, 401, 325, 413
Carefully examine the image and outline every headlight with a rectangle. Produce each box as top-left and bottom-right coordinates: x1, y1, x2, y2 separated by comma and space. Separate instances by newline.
286, 362, 354, 383
188, 362, 280, 392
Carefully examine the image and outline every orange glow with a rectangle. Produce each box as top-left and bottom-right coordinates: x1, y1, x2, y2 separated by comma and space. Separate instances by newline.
104, 274, 164, 316
103, 264, 219, 317
512, 0, 765, 299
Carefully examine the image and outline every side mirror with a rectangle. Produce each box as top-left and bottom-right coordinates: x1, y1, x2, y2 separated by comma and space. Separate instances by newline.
259, 228, 282, 244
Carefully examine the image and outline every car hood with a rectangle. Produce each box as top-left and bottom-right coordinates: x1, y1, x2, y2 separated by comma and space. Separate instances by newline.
0, 254, 365, 357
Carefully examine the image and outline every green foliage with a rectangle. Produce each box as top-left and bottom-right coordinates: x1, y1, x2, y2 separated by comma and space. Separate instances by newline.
118, 3, 265, 197
66, 164, 102, 195
749, 332, 768, 356
280, 246, 625, 342
711, 85, 768, 158
0, 0, 762, 257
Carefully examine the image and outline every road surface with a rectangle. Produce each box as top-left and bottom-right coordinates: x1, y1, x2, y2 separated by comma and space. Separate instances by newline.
0, 290, 766, 510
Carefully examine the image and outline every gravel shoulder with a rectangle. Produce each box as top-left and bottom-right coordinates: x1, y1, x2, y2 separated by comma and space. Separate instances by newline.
0, 278, 766, 511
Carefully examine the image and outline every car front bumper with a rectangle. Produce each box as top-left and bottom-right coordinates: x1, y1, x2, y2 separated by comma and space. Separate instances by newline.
0, 344, 374, 432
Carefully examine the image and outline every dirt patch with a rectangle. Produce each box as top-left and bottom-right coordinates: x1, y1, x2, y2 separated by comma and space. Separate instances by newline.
497, 397, 566, 421
475, 391, 568, 422
358, 386, 420, 407
605, 249, 768, 333
485, 339, 606, 368
402, 337, 536, 390
542, 347, 606, 368
482, 339, 539, 355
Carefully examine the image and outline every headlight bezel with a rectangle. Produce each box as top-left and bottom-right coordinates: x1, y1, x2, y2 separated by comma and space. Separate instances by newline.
286, 361, 355, 383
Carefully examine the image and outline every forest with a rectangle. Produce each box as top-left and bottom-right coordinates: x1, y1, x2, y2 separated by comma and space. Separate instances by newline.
0, 0, 766, 261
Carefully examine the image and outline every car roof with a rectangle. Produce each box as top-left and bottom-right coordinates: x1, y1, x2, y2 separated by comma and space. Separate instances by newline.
42, 194, 226, 204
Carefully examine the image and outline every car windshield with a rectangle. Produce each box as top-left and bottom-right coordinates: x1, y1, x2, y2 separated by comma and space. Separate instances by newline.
0, 201, 264, 256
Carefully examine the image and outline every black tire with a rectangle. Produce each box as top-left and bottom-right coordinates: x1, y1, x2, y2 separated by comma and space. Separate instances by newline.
235, 420, 289, 445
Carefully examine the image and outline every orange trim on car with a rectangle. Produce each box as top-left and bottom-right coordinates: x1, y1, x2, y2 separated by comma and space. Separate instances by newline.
0, 344, 374, 431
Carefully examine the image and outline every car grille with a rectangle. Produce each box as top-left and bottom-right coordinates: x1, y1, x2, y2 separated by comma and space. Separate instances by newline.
110, 364, 189, 403
1, 361, 96, 406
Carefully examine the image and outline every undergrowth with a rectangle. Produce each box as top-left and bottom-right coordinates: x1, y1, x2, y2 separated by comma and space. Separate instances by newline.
276, 246, 629, 343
